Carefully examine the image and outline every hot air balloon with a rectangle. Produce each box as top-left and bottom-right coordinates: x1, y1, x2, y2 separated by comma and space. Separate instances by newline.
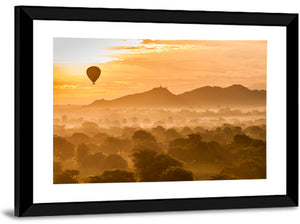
86, 66, 101, 85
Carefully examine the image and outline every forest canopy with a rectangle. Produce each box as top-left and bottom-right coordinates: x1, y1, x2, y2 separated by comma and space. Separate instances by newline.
53, 119, 266, 184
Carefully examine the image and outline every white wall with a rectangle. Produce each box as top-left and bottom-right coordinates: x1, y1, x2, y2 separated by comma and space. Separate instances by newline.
0, 0, 299, 223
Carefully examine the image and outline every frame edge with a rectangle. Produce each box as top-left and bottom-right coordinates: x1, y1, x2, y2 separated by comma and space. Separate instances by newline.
286, 14, 299, 206
15, 6, 34, 217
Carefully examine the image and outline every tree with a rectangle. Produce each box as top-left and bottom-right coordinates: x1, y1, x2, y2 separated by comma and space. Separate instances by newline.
152, 126, 166, 136
132, 130, 160, 152
233, 134, 252, 145
165, 129, 182, 141
151, 126, 166, 142
99, 137, 132, 154
53, 161, 62, 174
181, 127, 193, 136
244, 125, 266, 140
91, 132, 108, 145
53, 136, 75, 160
210, 174, 239, 180
67, 132, 90, 145
168, 134, 226, 164
76, 143, 91, 162
89, 170, 136, 183
121, 127, 138, 138
103, 154, 128, 170
75, 141, 129, 176
162, 166, 193, 181
219, 159, 266, 179
155, 153, 182, 173
132, 149, 185, 182
54, 169, 80, 184
133, 130, 157, 143
80, 122, 100, 135
85, 152, 106, 170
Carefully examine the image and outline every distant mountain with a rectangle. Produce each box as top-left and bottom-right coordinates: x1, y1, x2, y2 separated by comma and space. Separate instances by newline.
89, 87, 188, 107
178, 85, 266, 106
89, 85, 266, 108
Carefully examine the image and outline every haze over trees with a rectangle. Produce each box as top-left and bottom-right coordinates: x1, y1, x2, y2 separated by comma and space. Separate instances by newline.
53, 85, 266, 184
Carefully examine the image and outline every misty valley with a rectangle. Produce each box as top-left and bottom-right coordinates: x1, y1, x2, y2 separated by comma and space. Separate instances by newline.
53, 86, 266, 184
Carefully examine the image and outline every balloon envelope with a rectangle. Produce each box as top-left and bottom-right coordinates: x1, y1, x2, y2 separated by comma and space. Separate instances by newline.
86, 66, 101, 85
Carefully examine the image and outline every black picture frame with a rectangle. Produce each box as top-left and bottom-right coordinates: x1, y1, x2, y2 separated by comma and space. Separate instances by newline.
15, 5, 298, 217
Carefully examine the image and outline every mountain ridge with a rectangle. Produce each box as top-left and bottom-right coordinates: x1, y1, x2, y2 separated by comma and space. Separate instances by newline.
89, 85, 266, 108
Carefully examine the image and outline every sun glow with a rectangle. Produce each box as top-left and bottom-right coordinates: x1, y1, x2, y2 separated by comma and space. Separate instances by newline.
53, 39, 267, 105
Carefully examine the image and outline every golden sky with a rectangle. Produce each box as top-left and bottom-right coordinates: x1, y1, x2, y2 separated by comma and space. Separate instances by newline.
53, 38, 267, 105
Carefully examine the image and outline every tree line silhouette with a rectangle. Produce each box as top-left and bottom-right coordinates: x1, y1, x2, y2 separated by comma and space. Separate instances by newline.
53, 123, 266, 184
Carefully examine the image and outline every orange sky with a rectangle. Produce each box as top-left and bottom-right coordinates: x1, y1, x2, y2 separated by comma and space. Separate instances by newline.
53, 38, 267, 105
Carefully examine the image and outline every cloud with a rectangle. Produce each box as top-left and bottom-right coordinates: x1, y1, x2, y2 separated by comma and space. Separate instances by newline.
113, 81, 129, 84
105, 46, 146, 50
54, 84, 80, 89
53, 39, 267, 104
140, 39, 208, 45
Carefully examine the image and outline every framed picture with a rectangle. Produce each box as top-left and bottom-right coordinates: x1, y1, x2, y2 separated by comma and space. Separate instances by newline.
15, 6, 298, 217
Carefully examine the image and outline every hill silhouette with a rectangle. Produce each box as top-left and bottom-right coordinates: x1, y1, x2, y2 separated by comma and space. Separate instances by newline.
178, 85, 266, 106
89, 85, 266, 108
90, 87, 187, 107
